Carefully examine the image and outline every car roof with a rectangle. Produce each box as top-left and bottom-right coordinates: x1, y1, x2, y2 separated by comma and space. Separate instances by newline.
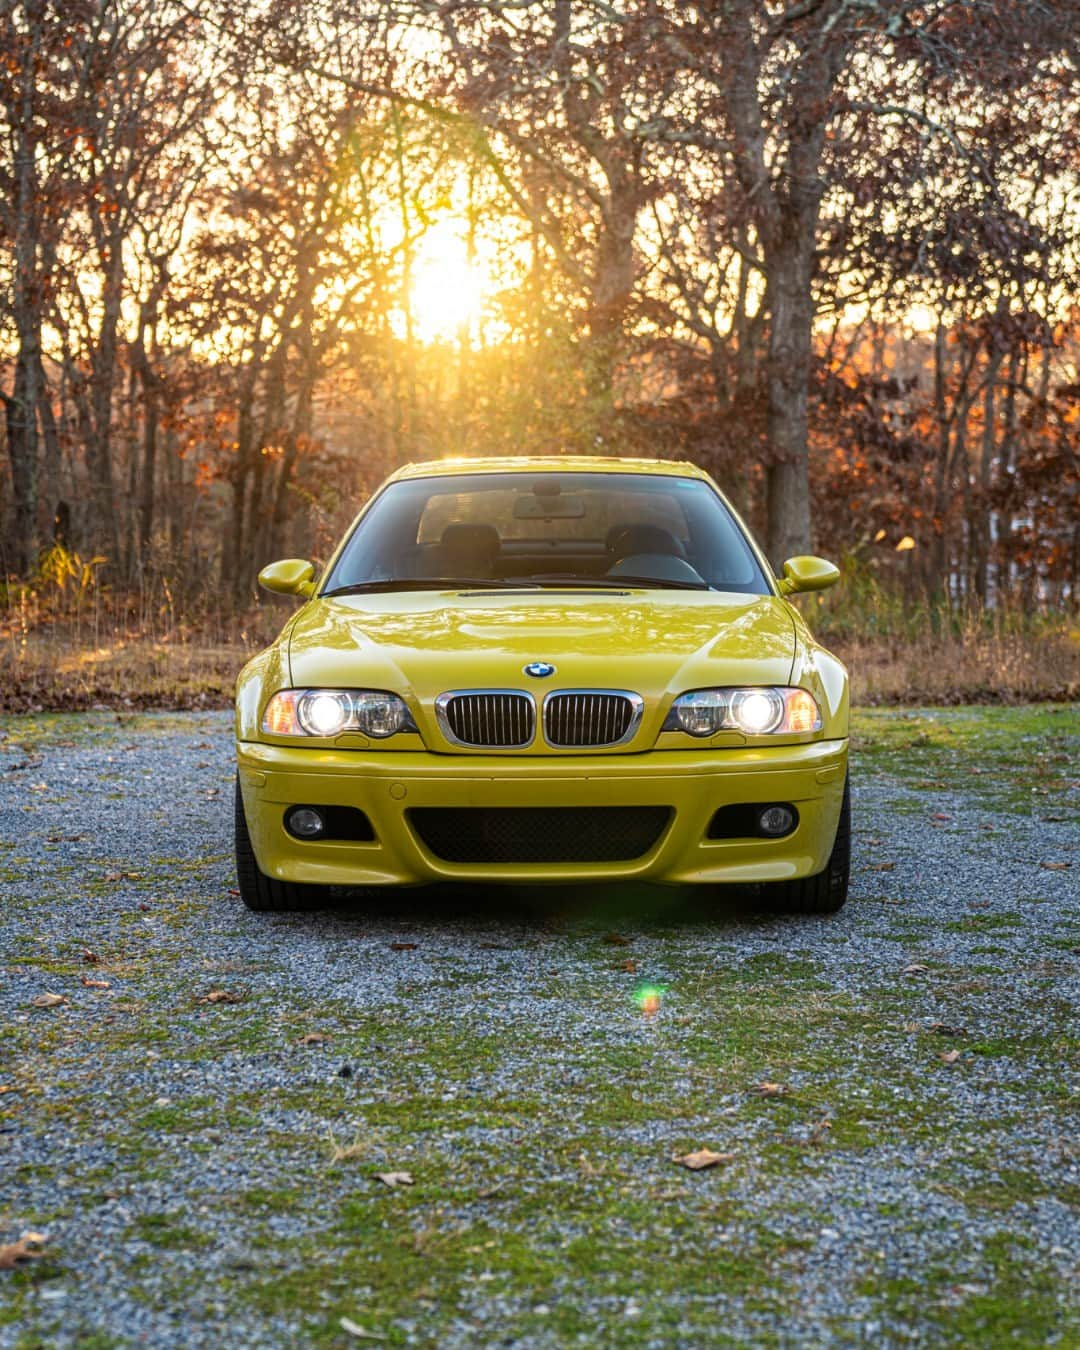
386, 456, 712, 483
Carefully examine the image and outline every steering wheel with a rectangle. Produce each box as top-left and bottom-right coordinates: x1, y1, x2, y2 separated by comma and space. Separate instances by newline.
606, 553, 707, 585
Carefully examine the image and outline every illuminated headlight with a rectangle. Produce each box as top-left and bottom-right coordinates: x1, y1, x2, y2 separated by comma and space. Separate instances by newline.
261, 689, 415, 739
663, 687, 822, 737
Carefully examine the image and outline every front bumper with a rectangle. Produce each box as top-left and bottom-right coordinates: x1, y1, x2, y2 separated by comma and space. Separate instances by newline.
236, 739, 848, 888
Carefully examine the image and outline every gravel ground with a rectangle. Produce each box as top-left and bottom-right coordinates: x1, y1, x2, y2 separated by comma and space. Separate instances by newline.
1, 707, 1077, 1348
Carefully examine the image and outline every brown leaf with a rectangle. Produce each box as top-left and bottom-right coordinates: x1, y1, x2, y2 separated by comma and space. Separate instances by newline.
928, 1022, 966, 1037
296, 1032, 328, 1045
82, 950, 100, 964
0, 1233, 48, 1269
81, 976, 110, 990
619, 959, 639, 973
939, 1049, 962, 1065
751, 1081, 786, 1098
374, 1171, 414, 1188
1040, 861, 1070, 871
201, 989, 242, 1005
31, 993, 69, 1009
673, 1148, 734, 1171
903, 963, 929, 975
931, 812, 952, 821
867, 862, 895, 872
0, 1086, 20, 1096
602, 933, 631, 946
389, 942, 417, 952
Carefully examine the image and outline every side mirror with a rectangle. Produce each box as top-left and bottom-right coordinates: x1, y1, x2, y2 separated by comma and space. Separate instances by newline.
776, 555, 840, 596
258, 558, 316, 598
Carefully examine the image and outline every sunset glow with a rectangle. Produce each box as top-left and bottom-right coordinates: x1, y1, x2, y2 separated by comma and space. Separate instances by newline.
409, 220, 486, 343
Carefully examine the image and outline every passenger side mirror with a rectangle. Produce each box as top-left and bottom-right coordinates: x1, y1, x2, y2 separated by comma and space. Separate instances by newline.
776, 555, 840, 595
258, 558, 316, 598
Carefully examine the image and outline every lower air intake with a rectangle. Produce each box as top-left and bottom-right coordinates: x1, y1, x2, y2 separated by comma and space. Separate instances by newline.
408, 806, 671, 864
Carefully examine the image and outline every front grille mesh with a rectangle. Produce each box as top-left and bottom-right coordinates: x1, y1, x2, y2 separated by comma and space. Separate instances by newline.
409, 806, 671, 863
441, 692, 534, 747
544, 692, 635, 747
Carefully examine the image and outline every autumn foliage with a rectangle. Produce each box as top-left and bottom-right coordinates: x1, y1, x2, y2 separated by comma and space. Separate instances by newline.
1, 0, 1077, 619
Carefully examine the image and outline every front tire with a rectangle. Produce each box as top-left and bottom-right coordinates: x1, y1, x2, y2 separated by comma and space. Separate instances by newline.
761, 777, 851, 915
234, 778, 325, 912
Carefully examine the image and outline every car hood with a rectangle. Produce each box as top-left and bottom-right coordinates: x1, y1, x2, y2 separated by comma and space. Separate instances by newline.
287, 589, 796, 711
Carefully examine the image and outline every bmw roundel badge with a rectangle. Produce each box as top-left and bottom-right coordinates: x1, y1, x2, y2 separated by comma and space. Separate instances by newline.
524, 661, 556, 678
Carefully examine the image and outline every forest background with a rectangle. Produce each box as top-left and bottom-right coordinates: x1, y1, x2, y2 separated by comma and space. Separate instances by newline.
1, 0, 1077, 709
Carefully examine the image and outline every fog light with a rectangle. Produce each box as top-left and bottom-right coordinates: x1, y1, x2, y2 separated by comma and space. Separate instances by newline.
286, 806, 325, 839
758, 804, 796, 837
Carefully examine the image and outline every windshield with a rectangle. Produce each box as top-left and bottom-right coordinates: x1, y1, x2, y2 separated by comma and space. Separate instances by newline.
321, 472, 770, 596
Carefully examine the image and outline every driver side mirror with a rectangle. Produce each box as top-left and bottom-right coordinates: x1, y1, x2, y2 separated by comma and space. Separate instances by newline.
776, 555, 840, 596
258, 558, 316, 598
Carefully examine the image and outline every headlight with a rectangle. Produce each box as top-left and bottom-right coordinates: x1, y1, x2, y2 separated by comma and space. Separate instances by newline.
663, 687, 822, 737
262, 689, 415, 739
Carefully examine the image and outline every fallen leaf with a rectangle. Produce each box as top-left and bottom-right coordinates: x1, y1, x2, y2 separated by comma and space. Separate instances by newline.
0, 1086, 20, 1096
751, 1081, 786, 1098
602, 933, 631, 946
374, 1171, 414, 1188
31, 993, 68, 1009
673, 1149, 734, 1171
939, 1049, 962, 1065
928, 1022, 966, 1037
931, 812, 952, 821
620, 959, 639, 973
200, 989, 242, 1005
227, 887, 240, 897
902, 1021, 921, 1032
389, 942, 417, 952
808, 1117, 832, 1145
903, 963, 929, 974
0, 1233, 47, 1269
339, 1318, 388, 1341
296, 1032, 328, 1045
81, 976, 110, 990
1040, 862, 1070, 871
867, 862, 895, 872
137, 903, 151, 912
82, 950, 100, 964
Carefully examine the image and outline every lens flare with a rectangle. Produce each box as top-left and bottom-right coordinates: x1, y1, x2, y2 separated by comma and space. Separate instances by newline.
634, 983, 666, 1017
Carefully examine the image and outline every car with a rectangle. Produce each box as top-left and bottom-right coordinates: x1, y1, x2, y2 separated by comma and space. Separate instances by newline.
234, 456, 849, 915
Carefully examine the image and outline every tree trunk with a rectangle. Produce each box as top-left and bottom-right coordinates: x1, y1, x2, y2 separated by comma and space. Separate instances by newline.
764, 247, 814, 568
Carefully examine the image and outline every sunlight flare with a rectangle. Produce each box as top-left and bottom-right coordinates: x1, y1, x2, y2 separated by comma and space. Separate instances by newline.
409, 220, 485, 343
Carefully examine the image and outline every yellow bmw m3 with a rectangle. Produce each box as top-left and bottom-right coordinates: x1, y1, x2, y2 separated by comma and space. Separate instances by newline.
234, 457, 849, 914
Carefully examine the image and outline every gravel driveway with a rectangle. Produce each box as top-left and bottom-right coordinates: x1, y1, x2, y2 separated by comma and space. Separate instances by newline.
1, 706, 1077, 1347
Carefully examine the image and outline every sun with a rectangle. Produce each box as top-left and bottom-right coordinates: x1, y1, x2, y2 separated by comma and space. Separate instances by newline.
409, 220, 485, 343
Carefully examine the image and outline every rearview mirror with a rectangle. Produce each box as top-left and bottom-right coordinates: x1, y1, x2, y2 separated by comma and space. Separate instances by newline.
776, 555, 840, 596
258, 558, 316, 598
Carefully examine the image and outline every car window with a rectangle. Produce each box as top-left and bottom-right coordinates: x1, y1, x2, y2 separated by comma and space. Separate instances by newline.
416, 487, 690, 544
323, 471, 769, 595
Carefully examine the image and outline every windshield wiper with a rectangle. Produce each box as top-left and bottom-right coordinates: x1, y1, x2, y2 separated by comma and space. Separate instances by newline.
322, 578, 541, 597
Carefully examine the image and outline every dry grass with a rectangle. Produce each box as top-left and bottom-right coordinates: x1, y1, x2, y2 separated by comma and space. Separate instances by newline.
1, 619, 1075, 712
830, 627, 1079, 706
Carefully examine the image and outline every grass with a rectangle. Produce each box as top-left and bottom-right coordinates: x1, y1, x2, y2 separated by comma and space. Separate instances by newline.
1, 704, 1077, 1344
1, 574, 1076, 711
